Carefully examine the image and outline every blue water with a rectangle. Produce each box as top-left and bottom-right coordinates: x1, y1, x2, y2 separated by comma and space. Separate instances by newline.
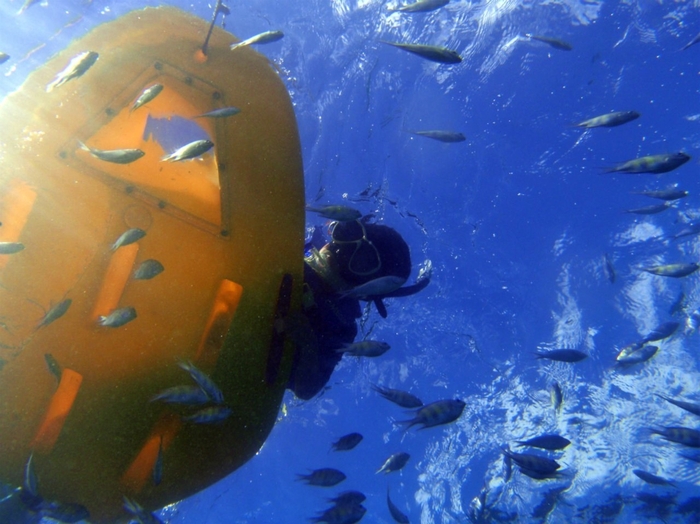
3, 0, 700, 522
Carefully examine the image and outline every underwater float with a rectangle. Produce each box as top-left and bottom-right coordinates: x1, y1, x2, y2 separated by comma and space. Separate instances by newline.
0, 6, 303, 521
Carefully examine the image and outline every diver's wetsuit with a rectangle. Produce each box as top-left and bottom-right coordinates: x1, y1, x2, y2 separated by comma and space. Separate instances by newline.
288, 226, 429, 400
287, 264, 361, 400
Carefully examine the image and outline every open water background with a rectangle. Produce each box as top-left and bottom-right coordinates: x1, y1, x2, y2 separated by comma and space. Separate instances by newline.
2, 0, 700, 522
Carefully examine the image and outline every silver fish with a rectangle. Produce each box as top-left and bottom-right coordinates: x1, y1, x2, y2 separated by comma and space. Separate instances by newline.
230, 30, 284, 51
411, 130, 465, 142
131, 84, 164, 112
681, 32, 700, 51
336, 340, 390, 357
23, 453, 38, 498
372, 384, 423, 408
376, 452, 410, 474
381, 41, 462, 63
46, 51, 99, 92
632, 188, 688, 201
134, 259, 164, 280
551, 381, 563, 412
44, 353, 62, 382
575, 111, 639, 128
150, 385, 211, 405
633, 469, 675, 487
340, 276, 407, 299
182, 405, 232, 424
194, 107, 241, 119
178, 360, 224, 404
389, 0, 449, 12
162, 139, 214, 162
78, 141, 145, 164
525, 34, 573, 51
37, 298, 72, 329
624, 202, 672, 215
643, 263, 699, 278
111, 228, 146, 251
306, 205, 362, 222
398, 399, 466, 430
98, 306, 137, 327
0, 241, 24, 254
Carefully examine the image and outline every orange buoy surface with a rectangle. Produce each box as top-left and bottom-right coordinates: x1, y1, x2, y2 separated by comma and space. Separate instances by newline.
0, 6, 304, 521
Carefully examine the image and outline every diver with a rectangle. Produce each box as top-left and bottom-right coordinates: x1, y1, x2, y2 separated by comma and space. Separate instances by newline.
288, 217, 430, 400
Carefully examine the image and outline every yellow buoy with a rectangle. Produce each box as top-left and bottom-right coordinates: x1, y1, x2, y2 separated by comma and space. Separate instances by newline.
0, 6, 303, 521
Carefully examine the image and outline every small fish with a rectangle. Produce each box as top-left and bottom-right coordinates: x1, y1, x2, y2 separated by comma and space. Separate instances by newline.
501, 447, 561, 475
44, 354, 62, 382
134, 259, 165, 280
643, 263, 700, 278
624, 202, 672, 215
381, 41, 462, 64
37, 299, 72, 329
616, 344, 658, 365
327, 491, 367, 506
681, 32, 700, 51
46, 51, 99, 92
535, 349, 588, 362
656, 394, 700, 417
336, 340, 390, 357
23, 453, 38, 499
331, 432, 363, 452
372, 384, 424, 408
182, 405, 232, 424
153, 437, 163, 486
525, 34, 572, 51
398, 399, 465, 430
603, 253, 616, 284
310, 502, 366, 524
0, 53, 8, 65
605, 152, 691, 174
123, 496, 164, 524
650, 426, 700, 447
178, 360, 224, 404
297, 468, 347, 487
78, 141, 145, 164
230, 30, 284, 51
615, 341, 644, 362
376, 452, 410, 474
150, 385, 211, 405
387, 488, 410, 524
671, 223, 700, 241
633, 469, 676, 487
0, 241, 25, 254
111, 228, 146, 251
670, 292, 686, 316
162, 139, 214, 162
550, 382, 563, 412
516, 434, 571, 451
17, 0, 40, 15
642, 321, 679, 343
389, 0, 449, 12
306, 205, 362, 222
131, 84, 164, 112
574, 111, 640, 128
411, 130, 465, 142
632, 188, 688, 201
340, 276, 407, 299
98, 306, 137, 327
194, 107, 241, 119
